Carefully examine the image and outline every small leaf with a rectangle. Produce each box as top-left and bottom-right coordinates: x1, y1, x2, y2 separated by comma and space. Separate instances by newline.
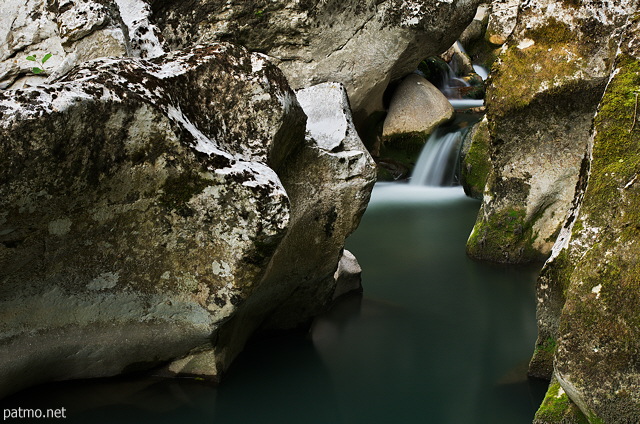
26, 55, 37, 61
32, 67, 43, 74
41, 53, 53, 64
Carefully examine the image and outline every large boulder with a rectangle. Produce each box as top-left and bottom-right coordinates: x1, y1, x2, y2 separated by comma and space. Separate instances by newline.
0, 44, 375, 397
529, 24, 640, 422
466, 0, 634, 264
382, 73, 454, 144
150, 0, 482, 125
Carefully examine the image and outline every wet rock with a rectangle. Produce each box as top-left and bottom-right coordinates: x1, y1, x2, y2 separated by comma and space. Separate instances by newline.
466, 0, 633, 264
150, 0, 483, 126
382, 74, 454, 146
0, 43, 307, 397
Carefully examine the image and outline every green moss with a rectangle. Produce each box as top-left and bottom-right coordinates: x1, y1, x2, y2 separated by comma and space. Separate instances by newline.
534, 380, 589, 424
525, 18, 574, 46
467, 204, 544, 263
461, 120, 491, 199
488, 19, 582, 118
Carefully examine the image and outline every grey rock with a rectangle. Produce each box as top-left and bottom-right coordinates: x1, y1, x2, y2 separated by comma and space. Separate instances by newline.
150, 0, 482, 126
531, 20, 640, 422
382, 73, 454, 141
0, 43, 306, 397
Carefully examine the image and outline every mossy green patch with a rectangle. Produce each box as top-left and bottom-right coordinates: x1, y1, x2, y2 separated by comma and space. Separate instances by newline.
487, 19, 582, 118
534, 380, 589, 424
461, 119, 491, 199
467, 203, 545, 263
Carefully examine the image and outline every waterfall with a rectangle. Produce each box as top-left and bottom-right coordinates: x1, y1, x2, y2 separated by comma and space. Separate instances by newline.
410, 126, 465, 186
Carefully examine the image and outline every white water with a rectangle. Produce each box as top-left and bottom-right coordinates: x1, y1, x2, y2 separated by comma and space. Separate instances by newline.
410, 128, 464, 186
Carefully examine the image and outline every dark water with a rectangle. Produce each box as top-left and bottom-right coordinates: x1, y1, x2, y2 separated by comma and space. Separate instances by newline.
1, 184, 546, 423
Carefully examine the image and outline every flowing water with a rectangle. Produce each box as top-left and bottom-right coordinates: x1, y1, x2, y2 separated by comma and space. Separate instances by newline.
0, 183, 546, 424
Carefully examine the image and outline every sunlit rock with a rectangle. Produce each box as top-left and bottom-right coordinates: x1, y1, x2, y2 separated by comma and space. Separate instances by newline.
382, 74, 454, 146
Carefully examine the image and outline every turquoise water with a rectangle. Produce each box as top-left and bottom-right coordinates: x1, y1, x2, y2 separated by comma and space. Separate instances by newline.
1, 184, 546, 423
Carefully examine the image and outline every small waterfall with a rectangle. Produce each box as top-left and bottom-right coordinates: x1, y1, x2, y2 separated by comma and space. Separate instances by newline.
410, 127, 465, 186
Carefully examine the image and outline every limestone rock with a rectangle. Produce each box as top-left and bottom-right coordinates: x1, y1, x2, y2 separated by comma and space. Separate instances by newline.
332, 249, 364, 300
0, 0, 166, 89
466, 0, 634, 264
200, 82, 376, 371
530, 26, 640, 422
0, 43, 306, 397
150, 0, 483, 125
485, 0, 519, 45
382, 74, 454, 143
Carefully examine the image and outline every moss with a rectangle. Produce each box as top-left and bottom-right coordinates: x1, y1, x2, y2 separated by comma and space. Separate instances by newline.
467, 204, 545, 263
487, 19, 582, 118
534, 380, 589, 424
524, 18, 574, 46
461, 120, 491, 199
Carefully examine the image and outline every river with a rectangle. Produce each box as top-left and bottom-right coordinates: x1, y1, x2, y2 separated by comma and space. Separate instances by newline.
1, 183, 546, 423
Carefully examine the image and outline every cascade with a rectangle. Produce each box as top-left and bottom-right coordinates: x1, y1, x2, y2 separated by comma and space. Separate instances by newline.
409, 126, 465, 186
409, 49, 485, 187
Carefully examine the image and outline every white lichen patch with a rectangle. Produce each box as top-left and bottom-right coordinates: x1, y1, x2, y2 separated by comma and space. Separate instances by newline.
212, 260, 232, 278
518, 38, 535, 49
87, 272, 120, 291
48, 218, 72, 236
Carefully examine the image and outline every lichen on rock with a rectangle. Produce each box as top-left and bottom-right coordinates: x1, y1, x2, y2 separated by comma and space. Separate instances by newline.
0, 43, 310, 397
530, 20, 640, 422
466, 0, 632, 264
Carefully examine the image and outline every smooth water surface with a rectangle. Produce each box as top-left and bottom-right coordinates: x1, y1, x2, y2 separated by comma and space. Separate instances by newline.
1, 184, 545, 423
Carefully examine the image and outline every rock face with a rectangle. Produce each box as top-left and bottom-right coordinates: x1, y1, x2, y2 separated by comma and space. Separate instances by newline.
150, 0, 482, 125
0, 44, 375, 397
382, 74, 454, 143
466, 0, 633, 264
530, 23, 640, 422
0, 0, 166, 89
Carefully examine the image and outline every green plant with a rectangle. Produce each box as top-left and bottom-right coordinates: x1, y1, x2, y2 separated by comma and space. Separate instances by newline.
26, 53, 52, 75
255, 10, 264, 17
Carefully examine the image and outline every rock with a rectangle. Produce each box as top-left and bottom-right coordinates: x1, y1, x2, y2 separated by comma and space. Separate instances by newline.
332, 250, 363, 300
0, 43, 309, 397
441, 41, 475, 77
460, 116, 491, 200
466, 0, 633, 264
530, 25, 640, 421
382, 74, 454, 146
0, 0, 166, 89
459, 4, 490, 49
150, 0, 483, 126
201, 82, 376, 372
485, 0, 519, 45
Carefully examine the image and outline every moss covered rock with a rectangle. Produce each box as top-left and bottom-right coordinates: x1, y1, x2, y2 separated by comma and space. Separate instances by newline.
467, 0, 632, 264
531, 23, 640, 422
460, 116, 491, 199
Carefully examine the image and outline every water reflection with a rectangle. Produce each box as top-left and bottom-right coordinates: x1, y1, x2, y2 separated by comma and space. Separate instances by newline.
0, 184, 546, 423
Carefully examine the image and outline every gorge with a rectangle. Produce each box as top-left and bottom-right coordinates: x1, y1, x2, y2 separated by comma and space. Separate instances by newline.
1, 0, 640, 423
